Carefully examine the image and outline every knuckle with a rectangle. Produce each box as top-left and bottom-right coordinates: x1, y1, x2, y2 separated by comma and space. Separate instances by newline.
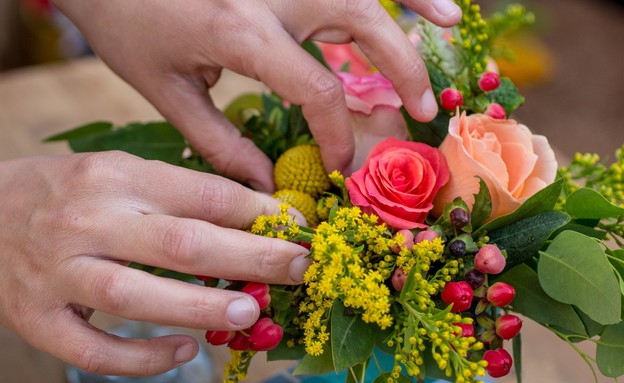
344, 0, 381, 25
303, 71, 343, 107
72, 151, 135, 187
248, 240, 283, 281
198, 179, 246, 222
93, 272, 132, 314
71, 340, 106, 374
161, 220, 200, 267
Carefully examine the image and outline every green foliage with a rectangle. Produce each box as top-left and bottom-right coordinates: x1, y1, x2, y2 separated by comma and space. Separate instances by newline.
486, 77, 525, 115
470, 177, 492, 230
538, 231, 622, 325
597, 322, 624, 377
331, 300, 376, 371
488, 210, 570, 271
496, 264, 587, 335
401, 107, 449, 147
566, 188, 624, 219
474, 178, 564, 237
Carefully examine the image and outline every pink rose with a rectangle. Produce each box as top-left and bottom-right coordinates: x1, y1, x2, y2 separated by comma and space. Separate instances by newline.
337, 72, 409, 171
346, 137, 450, 230
317, 43, 371, 76
433, 112, 557, 219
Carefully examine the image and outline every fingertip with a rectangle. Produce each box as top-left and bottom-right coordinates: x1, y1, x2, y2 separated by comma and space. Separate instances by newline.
432, 0, 463, 23
419, 88, 439, 121
174, 341, 199, 366
226, 296, 259, 328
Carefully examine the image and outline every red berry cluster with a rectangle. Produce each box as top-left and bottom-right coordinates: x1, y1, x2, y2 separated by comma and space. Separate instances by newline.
439, 72, 506, 119
437, 239, 521, 378
203, 281, 284, 352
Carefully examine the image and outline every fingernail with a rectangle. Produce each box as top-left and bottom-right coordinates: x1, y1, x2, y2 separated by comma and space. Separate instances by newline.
174, 343, 197, 365
289, 254, 312, 283
433, 0, 462, 17
226, 298, 257, 327
420, 88, 438, 118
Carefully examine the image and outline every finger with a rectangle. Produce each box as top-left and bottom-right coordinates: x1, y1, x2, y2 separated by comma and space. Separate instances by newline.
114, 159, 304, 228
101, 213, 311, 285
256, 35, 354, 174
346, 2, 439, 122
140, 76, 275, 193
396, 0, 462, 27
37, 308, 199, 376
65, 261, 261, 330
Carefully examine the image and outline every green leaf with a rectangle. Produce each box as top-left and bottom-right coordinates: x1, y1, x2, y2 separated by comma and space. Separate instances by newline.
267, 338, 306, 362
495, 264, 587, 334
66, 121, 187, 165
566, 188, 624, 219
474, 178, 564, 237
301, 41, 330, 70
44, 121, 113, 142
269, 286, 296, 311
487, 77, 525, 115
470, 177, 492, 230
426, 62, 451, 95
345, 361, 368, 383
402, 107, 449, 147
223, 93, 263, 127
293, 343, 334, 375
372, 373, 411, 383
513, 333, 522, 383
331, 300, 376, 371
574, 307, 606, 338
538, 231, 622, 325
597, 321, 624, 377
488, 210, 570, 271
551, 221, 607, 240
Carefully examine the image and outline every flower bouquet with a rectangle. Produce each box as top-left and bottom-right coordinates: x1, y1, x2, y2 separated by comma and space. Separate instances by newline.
47, 1, 624, 382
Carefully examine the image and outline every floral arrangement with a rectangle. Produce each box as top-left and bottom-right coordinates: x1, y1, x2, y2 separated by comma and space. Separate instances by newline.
47, 1, 624, 382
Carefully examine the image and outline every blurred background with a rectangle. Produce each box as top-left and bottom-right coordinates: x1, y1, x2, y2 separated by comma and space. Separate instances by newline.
0, 0, 623, 160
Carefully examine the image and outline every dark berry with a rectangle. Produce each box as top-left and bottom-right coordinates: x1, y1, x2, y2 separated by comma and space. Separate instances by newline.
449, 239, 467, 257
464, 268, 486, 290
450, 207, 471, 229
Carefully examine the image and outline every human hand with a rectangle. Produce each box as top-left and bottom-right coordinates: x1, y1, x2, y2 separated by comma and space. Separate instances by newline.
51, 0, 461, 192
0, 152, 309, 376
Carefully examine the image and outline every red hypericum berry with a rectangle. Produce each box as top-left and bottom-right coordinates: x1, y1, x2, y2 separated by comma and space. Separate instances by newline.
415, 229, 440, 244
205, 330, 235, 346
440, 88, 464, 111
478, 72, 501, 92
474, 244, 506, 274
464, 268, 486, 290
227, 331, 251, 351
392, 229, 415, 253
454, 323, 475, 338
248, 317, 284, 351
485, 103, 507, 119
441, 281, 474, 312
391, 268, 408, 292
450, 207, 471, 229
242, 282, 271, 310
486, 282, 516, 307
495, 314, 523, 340
483, 348, 513, 378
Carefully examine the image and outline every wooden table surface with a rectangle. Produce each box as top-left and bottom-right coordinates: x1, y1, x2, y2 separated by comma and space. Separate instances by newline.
0, 58, 614, 383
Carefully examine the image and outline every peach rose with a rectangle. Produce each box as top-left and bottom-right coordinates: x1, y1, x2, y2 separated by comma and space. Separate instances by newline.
346, 137, 450, 230
337, 72, 409, 172
432, 112, 557, 219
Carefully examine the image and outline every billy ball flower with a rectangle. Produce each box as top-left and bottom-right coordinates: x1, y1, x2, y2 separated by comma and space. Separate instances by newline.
346, 137, 449, 230
273, 189, 319, 226
274, 145, 331, 198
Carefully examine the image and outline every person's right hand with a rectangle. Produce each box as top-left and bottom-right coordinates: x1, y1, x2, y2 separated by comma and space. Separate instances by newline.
52, 0, 462, 192
0, 152, 309, 376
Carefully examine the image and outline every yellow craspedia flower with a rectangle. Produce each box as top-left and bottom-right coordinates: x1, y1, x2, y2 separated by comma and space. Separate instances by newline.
274, 145, 331, 198
273, 189, 319, 226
